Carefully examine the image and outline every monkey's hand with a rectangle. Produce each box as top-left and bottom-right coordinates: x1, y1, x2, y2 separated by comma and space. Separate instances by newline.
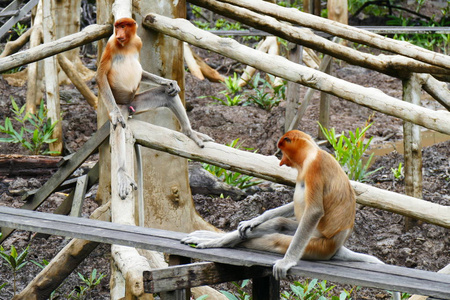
183, 129, 214, 148
273, 258, 297, 280
238, 217, 263, 239
181, 230, 224, 248
110, 108, 127, 129
117, 168, 137, 200
164, 80, 181, 97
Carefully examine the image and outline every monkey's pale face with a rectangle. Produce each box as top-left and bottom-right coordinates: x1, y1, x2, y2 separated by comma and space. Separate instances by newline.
114, 18, 137, 46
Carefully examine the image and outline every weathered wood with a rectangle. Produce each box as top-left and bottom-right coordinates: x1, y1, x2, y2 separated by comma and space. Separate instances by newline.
142, 14, 450, 136
0, 0, 39, 40
419, 74, 450, 111
0, 24, 112, 73
403, 74, 423, 230
57, 54, 98, 109
70, 175, 88, 217
43, 0, 62, 154
0, 154, 61, 176
0, 123, 109, 242
129, 120, 450, 229
187, 0, 450, 78
12, 202, 111, 300
143, 262, 271, 293
0, 26, 33, 58
0, 206, 449, 298
285, 44, 301, 132
184, 43, 204, 80
213, 0, 450, 70
317, 62, 331, 139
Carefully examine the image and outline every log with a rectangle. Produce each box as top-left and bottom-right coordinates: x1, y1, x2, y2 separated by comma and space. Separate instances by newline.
419, 74, 450, 111
192, 50, 225, 82
142, 14, 450, 136
129, 119, 450, 229
0, 154, 61, 176
57, 54, 98, 109
184, 43, 205, 80
13, 202, 111, 300
187, 0, 450, 78
214, 0, 450, 70
0, 26, 33, 58
0, 24, 112, 73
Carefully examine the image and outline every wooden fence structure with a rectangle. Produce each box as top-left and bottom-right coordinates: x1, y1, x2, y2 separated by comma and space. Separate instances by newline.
1, 0, 450, 298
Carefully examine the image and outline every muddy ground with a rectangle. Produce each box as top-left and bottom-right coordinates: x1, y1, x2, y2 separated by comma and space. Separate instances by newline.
0, 1, 449, 299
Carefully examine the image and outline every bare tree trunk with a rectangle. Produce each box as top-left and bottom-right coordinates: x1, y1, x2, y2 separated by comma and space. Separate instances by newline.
328, 0, 348, 25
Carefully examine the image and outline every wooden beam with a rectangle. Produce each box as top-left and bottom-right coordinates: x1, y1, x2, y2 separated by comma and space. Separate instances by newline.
143, 262, 271, 293
0, 24, 112, 73
0, 206, 449, 298
142, 13, 450, 136
129, 120, 450, 229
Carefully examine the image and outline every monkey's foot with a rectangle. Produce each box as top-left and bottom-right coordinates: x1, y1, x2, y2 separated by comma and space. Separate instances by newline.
164, 80, 181, 97
110, 109, 127, 128
184, 130, 214, 148
182, 230, 241, 249
273, 258, 297, 280
237, 218, 263, 239
117, 169, 137, 200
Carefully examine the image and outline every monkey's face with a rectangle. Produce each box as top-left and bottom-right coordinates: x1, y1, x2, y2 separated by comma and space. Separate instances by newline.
278, 130, 313, 168
114, 18, 137, 46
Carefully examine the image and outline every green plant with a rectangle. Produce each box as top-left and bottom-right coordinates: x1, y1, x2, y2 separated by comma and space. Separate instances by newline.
0, 244, 29, 296
67, 269, 106, 299
211, 94, 244, 106
221, 280, 251, 300
245, 73, 285, 111
0, 97, 60, 155
202, 139, 263, 189
391, 162, 404, 180
282, 279, 353, 300
222, 73, 242, 95
318, 122, 383, 182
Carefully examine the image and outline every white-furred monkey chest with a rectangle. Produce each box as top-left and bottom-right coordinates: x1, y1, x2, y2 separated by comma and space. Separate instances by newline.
109, 53, 142, 104
293, 181, 306, 220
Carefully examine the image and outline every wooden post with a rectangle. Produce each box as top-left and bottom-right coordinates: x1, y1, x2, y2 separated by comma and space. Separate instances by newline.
318, 62, 331, 139
328, 0, 348, 25
42, 0, 63, 154
285, 44, 302, 132
252, 276, 280, 300
402, 73, 423, 230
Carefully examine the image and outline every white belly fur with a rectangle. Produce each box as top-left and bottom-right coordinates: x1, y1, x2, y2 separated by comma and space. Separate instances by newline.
110, 54, 142, 99
293, 182, 306, 220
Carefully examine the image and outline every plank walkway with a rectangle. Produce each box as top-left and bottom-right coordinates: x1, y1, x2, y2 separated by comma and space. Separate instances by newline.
0, 206, 449, 298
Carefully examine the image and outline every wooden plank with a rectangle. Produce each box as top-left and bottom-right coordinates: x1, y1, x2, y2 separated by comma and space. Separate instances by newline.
144, 262, 271, 293
70, 175, 88, 217
0, 206, 449, 298
0, 124, 108, 242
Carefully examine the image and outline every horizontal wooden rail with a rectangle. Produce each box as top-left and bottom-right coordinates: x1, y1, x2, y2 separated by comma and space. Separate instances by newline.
129, 120, 450, 229
0, 206, 449, 298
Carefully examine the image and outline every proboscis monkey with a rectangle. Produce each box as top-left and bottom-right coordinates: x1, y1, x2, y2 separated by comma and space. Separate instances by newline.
97, 17, 212, 199
182, 130, 400, 299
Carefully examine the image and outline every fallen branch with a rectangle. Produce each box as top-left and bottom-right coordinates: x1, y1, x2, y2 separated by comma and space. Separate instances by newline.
0, 154, 61, 176
143, 14, 450, 136
130, 119, 450, 229
0, 24, 112, 73
0, 26, 34, 58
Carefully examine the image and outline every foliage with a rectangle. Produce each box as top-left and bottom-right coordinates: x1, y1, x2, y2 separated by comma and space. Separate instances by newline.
222, 72, 242, 95
202, 139, 263, 190
221, 280, 251, 300
210, 94, 244, 106
318, 122, 383, 182
67, 269, 106, 299
391, 162, 404, 180
245, 73, 286, 111
282, 278, 354, 300
0, 244, 29, 296
0, 97, 60, 155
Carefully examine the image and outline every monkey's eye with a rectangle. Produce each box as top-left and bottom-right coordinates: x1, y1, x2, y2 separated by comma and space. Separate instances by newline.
284, 137, 291, 143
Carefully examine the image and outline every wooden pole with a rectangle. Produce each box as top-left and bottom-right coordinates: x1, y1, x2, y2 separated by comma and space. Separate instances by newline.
142, 14, 450, 136
42, 0, 62, 154
403, 73, 423, 230
318, 62, 331, 139
213, 0, 450, 70
285, 44, 302, 132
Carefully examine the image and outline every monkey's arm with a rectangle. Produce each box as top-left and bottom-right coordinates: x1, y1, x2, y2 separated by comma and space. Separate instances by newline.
141, 70, 180, 96
97, 70, 126, 128
238, 202, 295, 239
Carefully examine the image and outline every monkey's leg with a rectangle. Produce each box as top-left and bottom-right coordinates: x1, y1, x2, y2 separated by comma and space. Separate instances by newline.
131, 87, 213, 147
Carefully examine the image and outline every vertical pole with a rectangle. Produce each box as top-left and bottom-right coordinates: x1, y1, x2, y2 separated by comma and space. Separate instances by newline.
317, 63, 331, 140
402, 73, 423, 230
42, 0, 62, 154
160, 256, 191, 300
253, 276, 280, 300
285, 44, 302, 132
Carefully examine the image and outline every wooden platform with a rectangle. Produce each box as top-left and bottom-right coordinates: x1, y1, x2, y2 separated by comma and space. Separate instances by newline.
0, 206, 449, 298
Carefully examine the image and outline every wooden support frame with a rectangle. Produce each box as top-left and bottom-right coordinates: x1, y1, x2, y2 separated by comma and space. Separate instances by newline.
0, 206, 449, 298
0, 0, 39, 39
